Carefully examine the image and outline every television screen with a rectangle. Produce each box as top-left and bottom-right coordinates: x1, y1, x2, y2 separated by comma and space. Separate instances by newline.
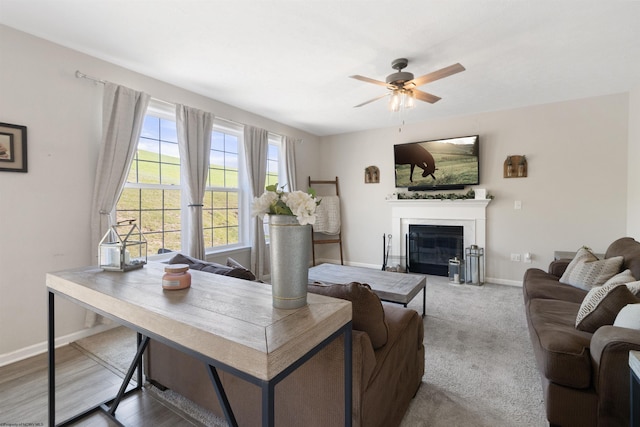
394, 135, 479, 190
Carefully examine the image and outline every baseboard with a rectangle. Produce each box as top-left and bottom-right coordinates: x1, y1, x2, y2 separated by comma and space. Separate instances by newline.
0, 323, 119, 367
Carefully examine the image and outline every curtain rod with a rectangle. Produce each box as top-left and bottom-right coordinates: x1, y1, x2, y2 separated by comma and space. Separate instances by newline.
74, 70, 301, 142
75, 70, 106, 85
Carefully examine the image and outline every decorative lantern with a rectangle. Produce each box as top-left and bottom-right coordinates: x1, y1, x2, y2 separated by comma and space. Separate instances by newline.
465, 245, 485, 285
99, 220, 147, 271
448, 257, 464, 284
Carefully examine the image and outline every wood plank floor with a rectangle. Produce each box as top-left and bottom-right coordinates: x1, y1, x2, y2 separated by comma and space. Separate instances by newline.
0, 345, 201, 426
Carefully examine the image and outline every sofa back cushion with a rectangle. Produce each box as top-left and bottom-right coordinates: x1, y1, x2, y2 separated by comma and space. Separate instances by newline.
605, 237, 640, 280
168, 253, 256, 281
308, 282, 389, 349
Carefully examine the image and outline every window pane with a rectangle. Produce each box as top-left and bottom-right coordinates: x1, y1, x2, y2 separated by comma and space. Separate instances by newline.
138, 138, 160, 163
161, 163, 180, 185
209, 167, 224, 187
213, 227, 227, 246
225, 170, 238, 187
225, 134, 238, 153
140, 189, 162, 210
160, 119, 178, 143
214, 209, 228, 227
228, 192, 238, 209
164, 189, 181, 209
160, 141, 180, 162
145, 232, 164, 256
225, 152, 238, 170
267, 144, 278, 160
164, 209, 181, 231
117, 188, 140, 211
140, 210, 161, 234
211, 131, 224, 152
141, 116, 159, 140
228, 208, 239, 227
203, 228, 213, 248
137, 160, 160, 184
228, 226, 239, 244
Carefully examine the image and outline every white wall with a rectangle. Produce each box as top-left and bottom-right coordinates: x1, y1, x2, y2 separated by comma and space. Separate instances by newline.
0, 25, 321, 363
628, 85, 640, 240
318, 94, 630, 284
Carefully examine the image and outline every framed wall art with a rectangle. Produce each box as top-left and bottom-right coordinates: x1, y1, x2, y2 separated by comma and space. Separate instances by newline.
0, 122, 28, 173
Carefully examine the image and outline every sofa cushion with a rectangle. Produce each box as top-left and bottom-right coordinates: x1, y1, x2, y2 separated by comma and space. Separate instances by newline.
575, 283, 640, 333
168, 253, 256, 281
308, 282, 388, 349
559, 247, 623, 291
527, 298, 593, 389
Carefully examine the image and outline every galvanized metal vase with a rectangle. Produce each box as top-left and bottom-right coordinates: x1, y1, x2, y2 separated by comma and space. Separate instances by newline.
268, 214, 311, 309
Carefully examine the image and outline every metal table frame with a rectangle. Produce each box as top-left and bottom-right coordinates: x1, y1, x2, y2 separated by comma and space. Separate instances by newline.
48, 290, 353, 427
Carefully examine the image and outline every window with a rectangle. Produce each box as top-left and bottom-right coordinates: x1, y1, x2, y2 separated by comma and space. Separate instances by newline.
263, 136, 284, 241
202, 128, 241, 249
116, 114, 182, 256
116, 101, 282, 257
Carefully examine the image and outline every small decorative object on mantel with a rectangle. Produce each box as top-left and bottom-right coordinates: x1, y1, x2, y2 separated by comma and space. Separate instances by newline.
253, 184, 320, 309
504, 155, 527, 178
365, 166, 380, 183
98, 220, 147, 271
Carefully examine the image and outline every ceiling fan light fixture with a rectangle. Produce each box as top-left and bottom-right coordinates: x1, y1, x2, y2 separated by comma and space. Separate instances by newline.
389, 90, 401, 112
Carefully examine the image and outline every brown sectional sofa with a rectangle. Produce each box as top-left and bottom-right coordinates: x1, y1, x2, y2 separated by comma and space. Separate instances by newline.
523, 237, 640, 426
145, 255, 424, 427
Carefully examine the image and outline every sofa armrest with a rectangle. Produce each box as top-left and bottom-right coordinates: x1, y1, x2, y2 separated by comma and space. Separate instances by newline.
590, 325, 640, 425
548, 259, 571, 277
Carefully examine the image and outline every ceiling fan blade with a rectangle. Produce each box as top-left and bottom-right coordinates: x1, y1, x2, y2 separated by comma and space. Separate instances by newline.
412, 89, 441, 104
354, 93, 389, 108
350, 75, 390, 87
404, 63, 465, 89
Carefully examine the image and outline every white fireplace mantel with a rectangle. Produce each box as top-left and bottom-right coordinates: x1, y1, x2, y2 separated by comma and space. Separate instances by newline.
387, 199, 491, 262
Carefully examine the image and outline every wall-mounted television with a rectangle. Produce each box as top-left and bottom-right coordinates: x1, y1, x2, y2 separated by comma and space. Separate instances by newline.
394, 135, 479, 191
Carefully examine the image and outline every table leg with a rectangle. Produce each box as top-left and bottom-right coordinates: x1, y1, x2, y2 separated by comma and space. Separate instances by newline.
344, 324, 352, 427
48, 291, 55, 427
422, 285, 426, 317
208, 365, 239, 427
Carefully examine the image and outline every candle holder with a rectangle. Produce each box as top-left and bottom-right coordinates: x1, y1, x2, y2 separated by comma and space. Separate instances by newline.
448, 257, 464, 284
465, 245, 485, 286
99, 220, 147, 272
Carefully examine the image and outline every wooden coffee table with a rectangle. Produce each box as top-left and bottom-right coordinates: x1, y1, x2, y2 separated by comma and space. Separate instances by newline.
309, 263, 426, 316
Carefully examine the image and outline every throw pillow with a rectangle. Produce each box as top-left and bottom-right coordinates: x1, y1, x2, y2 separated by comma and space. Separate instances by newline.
614, 304, 640, 330
308, 282, 389, 349
560, 247, 623, 291
575, 282, 640, 333
602, 269, 640, 296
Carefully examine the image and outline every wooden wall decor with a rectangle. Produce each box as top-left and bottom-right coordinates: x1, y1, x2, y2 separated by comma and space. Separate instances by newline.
365, 166, 380, 183
504, 155, 527, 178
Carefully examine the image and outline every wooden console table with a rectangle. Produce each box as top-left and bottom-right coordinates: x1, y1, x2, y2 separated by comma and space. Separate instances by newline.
47, 263, 352, 426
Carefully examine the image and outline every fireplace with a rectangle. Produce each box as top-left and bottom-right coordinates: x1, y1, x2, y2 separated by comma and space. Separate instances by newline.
408, 225, 464, 276
387, 198, 491, 276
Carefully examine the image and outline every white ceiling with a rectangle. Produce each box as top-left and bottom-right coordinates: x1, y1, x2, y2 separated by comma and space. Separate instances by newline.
2, 1, 640, 136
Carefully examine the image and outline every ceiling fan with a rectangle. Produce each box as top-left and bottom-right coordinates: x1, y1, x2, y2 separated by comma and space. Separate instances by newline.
350, 58, 465, 110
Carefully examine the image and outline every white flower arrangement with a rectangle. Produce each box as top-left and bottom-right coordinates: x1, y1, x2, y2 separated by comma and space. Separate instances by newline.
252, 184, 320, 226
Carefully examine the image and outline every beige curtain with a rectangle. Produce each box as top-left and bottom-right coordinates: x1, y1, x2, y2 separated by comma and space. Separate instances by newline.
244, 126, 268, 279
176, 105, 214, 260
282, 135, 298, 191
88, 83, 150, 327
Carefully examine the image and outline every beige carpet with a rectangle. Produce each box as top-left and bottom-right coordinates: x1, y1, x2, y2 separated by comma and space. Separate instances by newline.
73, 275, 547, 427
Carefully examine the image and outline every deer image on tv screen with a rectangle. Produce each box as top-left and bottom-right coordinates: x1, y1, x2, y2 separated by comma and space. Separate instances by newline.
394, 135, 479, 188
394, 143, 437, 182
